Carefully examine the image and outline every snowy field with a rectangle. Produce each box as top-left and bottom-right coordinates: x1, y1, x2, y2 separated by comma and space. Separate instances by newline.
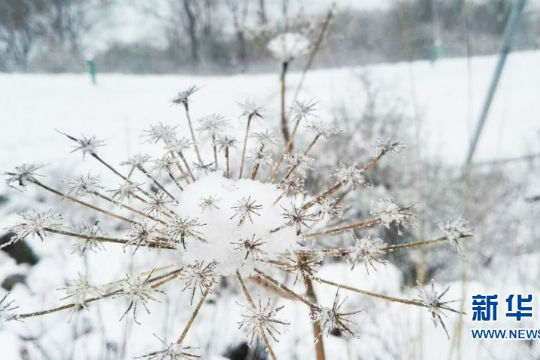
0, 51, 539, 360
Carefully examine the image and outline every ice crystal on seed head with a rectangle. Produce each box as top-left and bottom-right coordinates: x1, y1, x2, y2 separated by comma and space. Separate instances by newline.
60, 274, 103, 316
153, 154, 176, 173
172, 86, 198, 107
306, 119, 343, 138
248, 148, 274, 168
284, 153, 313, 176
4, 163, 43, 188
371, 198, 415, 230
179, 261, 217, 304
372, 138, 406, 157
145, 192, 174, 217
126, 222, 161, 251
231, 196, 263, 226
138, 340, 200, 359
335, 162, 366, 189
416, 280, 457, 338
119, 273, 163, 323
216, 135, 237, 151
279, 175, 305, 196
166, 216, 206, 250
199, 195, 220, 212
348, 232, 386, 272
281, 203, 318, 235
165, 136, 192, 153
121, 153, 152, 168
278, 251, 322, 283
70, 135, 105, 158
239, 99, 263, 119
316, 198, 343, 220
267, 32, 310, 63
291, 99, 318, 121
72, 221, 105, 255
197, 114, 229, 137
238, 297, 289, 344
4, 210, 62, 248
144, 123, 178, 144
252, 130, 278, 147
64, 173, 102, 198
231, 234, 267, 261
312, 289, 362, 338
439, 218, 472, 253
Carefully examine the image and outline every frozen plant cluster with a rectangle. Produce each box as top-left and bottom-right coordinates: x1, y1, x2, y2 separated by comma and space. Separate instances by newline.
1, 86, 473, 359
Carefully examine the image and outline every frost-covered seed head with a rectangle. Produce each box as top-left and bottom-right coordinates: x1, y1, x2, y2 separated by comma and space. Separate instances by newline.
119, 273, 163, 323
291, 99, 318, 121
284, 153, 313, 176
334, 163, 366, 189
372, 138, 406, 157
416, 280, 456, 337
279, 251, 322, 283
172, 86, 198, 107
316, 198, 343, 220
153, 155, 176, 173
248, 147, 274, 168
267, 32, 310, 63
306, 119, 343, 139
215, 135, 237, 151
4, 163, 44, 188
231, 196, 263, 226
199, 195, 220, 212
312, 290, 361, 338
252, 130, 278, 147
239, 99, 263, 119
72, 221, 105, 255
5, 210, 62, 247
231, 234, 267, 261
279, 175, 305, 196
71, 135, 105, 158
145, 192, 174, 217
127, 222, 161, 251
64, 173, 103, 198
165, 216, 206, 249
144, 123, 178, 144
165, 136, 192, 154
121, 153, 152, 168
281, 203, 318, 235
138, 341, 200, 359
238, 297, 288, 344
197, 114, 229, 137
179, 262, 217, 304
109, 181, 142, 202
348, 233, 386, 272
439, 218, 472, 252
371, 198, 415, 229
60, 274, 103, 314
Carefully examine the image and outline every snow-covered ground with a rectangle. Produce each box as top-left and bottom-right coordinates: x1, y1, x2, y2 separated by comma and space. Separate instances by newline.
1, 51, 539, 359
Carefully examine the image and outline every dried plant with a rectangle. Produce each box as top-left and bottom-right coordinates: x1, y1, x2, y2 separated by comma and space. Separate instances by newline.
1, 86, 472, 359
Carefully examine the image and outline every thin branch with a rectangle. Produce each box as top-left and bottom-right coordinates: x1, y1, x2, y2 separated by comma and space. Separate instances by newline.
177, 287, 211, 344
239, 114, 253, 178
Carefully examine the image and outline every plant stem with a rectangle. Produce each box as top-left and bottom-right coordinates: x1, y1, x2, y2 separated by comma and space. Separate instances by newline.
238, 114, 253, 178
183, 103, 203, 164
177, 287, 210, 344
280, 61, 290, 146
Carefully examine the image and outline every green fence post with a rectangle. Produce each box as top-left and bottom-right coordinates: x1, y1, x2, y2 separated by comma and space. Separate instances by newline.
87, 60, 97, 85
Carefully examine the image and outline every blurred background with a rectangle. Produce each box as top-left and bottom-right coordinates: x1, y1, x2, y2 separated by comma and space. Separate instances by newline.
0, 0, 539, 359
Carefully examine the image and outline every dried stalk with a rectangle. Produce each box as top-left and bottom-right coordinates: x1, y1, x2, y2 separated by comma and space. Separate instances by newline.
177, 287, 211, 344
238, 114, 254, 178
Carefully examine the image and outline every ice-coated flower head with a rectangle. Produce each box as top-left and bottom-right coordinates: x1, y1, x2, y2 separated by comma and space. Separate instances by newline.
4, 210, 62, 248
372, 138, 406, 157
231, 234, 267, 261
172, 86, 198, 107
231, 196, 263, 226
215, 135, 237, 151
126, 222, 162, 251
252, 130, 278, 147
238, 296, 288, 344
165, 136, 193, 154
439, 218, 472, 252
312, 289, 361, 337
119, 273, 163, 323
248, 147, 274, 169
281, 203, 318, 235
70, 135, 105, 158
109, 181, 142, 202
334, 162, 366, 189
4, 163, 44, 188
267, 32, 311, 63
290, 99, 318, 121
121, 153, 152, 169
315, 197, 343, 220
416, 280, 458, 338
279, 174, 305, 196
306, 119, 343, 139
197, 114, 229, 137
64, 173, 102, 198
60, 274, 103, 315
199, 195, 220, 212
371, 198, 415, 230
179, 261, 217, 304
278, 250, 322, 283
138, 339, 200, 360
144, 123, 178, 144
72, 221, 105, 255
239, 99, 263, 119
165, 216, 206, 249
284, 153, 313, 176
145, 191, 174, 217
153, 154, 176, 173
348, 232, 386, 272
